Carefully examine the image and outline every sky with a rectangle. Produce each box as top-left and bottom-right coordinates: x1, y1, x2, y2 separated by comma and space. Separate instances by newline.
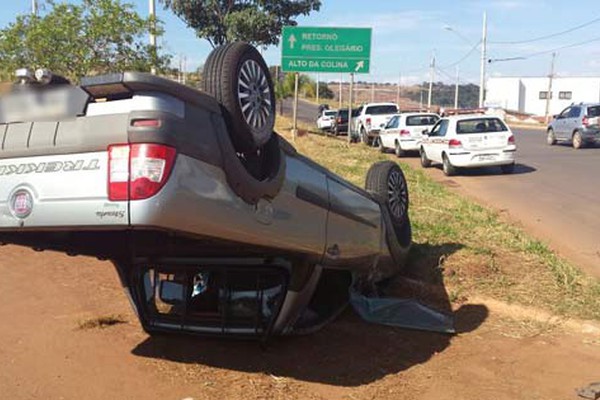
2, 0, 600, 85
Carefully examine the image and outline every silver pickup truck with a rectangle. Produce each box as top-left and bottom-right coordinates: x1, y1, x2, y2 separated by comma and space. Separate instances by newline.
0, 43, 412, 339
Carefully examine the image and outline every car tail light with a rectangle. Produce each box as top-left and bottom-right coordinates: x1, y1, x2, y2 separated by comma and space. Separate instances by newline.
582, 116, 589, 127
448, 139, 462, 149
108, 143, 176, 201
366, 117, 371, 127
400, 129, 410, 136
337, 117, 342, 123
508, 135, 515, 145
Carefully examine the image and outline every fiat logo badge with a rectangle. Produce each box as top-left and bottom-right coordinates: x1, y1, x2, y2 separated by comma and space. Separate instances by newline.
10, 189, 33, 219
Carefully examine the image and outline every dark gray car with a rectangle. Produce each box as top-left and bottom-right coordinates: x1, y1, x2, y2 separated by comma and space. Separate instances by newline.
547, 103, 600, 149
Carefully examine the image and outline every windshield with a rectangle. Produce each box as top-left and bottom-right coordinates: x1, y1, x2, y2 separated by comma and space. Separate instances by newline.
456, 118, 508, 134
406, 115, 439, 126
365, 105, 398, 115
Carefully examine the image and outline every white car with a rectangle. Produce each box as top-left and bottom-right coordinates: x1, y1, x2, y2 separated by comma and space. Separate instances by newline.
316, 109, 338, 131
379, 113, 439, 157
419, 115, 516, 176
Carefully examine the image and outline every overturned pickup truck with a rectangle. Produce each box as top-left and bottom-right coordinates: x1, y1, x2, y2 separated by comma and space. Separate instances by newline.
0, 43, 412, 339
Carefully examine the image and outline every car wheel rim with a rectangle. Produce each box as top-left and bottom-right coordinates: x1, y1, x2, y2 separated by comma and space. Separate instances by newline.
387, 170, 407, 220
238, 59, 271, 130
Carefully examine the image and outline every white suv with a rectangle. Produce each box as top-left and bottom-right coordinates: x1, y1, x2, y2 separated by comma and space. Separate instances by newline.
379, 113, 439, 157
419, 115, 516, 176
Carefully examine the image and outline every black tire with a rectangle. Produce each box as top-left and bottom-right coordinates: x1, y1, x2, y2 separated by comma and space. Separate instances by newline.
395, 141, 406, 157
442, 153, 456, 176
501, 163, 515, 174
365, 161, 411, 268
572, 131, 584, 149
378, 137, 386, 153
420, 147, 431, 167
547, 128, 556, 145
202, 42, 275, 153
360, 127, 368, 145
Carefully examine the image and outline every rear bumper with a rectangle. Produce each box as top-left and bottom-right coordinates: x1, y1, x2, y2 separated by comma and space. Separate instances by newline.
581, 130, 600, 141
448, 148, 516, 168
398, 139, 421, 151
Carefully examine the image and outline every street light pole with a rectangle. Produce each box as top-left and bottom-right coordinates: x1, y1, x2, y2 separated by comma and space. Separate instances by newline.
479, 11, 487, 108
454, 65, 459, 109
149, 0, 157, 75
31, 0, 37, 15
427, 52, 435, 111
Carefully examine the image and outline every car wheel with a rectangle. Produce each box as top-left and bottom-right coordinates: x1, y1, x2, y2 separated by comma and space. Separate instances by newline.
420, 148, 431, 167
365, 161, 411, 270
378, 137, 385, 153
395, 141, 406, 157
442, 154, 456, 176
547, 128, 556, 145
202, 42, 275, 153
501, 163, 515, 174
360, 127, 368, 145
572, 131, 584, 149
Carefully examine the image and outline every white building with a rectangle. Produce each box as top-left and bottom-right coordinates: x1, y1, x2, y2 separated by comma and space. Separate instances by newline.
485, 76, 600, 116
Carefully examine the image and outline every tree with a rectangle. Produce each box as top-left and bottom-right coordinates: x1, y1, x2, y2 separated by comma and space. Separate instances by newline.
0, 0, 171, 81
161, 0, 321, 48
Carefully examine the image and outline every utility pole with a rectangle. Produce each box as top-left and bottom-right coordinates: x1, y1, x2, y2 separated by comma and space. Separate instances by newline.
545, 52, 557, 123
316, 73, 320, 105
31, 0, 37, 15
396, 72, 401, 107
149, 0, 157, 75
454, 66, 460, 109
427, 52, 435, 111
479, 11, 487, 108
183, 55, 187, 85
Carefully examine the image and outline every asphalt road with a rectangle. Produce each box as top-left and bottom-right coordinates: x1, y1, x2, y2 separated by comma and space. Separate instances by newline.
281, 99, 600, 276
281, 98, 326, 125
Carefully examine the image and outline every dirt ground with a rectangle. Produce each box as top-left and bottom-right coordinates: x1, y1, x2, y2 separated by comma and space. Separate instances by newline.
1, 245, 599, 400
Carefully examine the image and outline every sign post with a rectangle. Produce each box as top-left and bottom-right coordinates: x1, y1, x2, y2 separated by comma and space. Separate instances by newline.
292, 72, 299, 141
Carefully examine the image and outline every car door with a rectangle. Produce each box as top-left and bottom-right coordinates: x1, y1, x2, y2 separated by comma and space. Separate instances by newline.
566, 106, 581, 137
423, 119, 445, 163
380, 115, 399, 148
555, 107, 571, 139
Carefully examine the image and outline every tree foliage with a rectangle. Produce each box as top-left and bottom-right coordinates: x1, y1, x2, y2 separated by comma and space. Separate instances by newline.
161, 0, 321, 47
0, 0, 171, 81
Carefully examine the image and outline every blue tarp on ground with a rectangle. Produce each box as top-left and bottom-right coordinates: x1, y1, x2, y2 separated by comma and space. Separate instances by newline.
349, 289, 455, 334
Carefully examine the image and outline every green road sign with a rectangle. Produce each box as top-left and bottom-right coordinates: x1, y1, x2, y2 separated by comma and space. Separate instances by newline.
281, 26, 372, 74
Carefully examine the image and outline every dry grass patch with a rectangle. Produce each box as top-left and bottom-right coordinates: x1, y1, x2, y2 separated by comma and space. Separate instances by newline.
78, 314, 127, 330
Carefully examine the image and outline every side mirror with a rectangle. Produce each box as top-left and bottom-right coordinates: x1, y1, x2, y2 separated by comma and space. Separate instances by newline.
422, 129, 429, 136
380, 123, 386, 128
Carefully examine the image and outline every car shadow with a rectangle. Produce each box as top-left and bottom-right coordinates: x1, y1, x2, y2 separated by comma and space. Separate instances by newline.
439, 162, 537, 176
131, 242, 487, 387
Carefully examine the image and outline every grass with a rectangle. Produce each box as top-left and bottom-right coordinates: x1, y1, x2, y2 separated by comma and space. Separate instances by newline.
275, 116, 600, 321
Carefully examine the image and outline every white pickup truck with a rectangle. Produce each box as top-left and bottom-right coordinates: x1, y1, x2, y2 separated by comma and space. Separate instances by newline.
355, 103, 399, 145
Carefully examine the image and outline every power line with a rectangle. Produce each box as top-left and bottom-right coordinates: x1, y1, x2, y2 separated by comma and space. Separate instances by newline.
511, 35, 600, 59
439, 40, 481, 70
490, 15, 600, 44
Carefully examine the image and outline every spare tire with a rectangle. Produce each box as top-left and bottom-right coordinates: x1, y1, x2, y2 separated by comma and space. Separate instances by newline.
203, 42, 275, 153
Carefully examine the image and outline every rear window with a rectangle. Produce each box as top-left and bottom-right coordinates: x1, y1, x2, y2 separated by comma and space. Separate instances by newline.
325, 110, 337, 117
365, 105, 398, 115
406, 115, 439, 126
587, 106, 600, 117
456, 118, 508, 134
